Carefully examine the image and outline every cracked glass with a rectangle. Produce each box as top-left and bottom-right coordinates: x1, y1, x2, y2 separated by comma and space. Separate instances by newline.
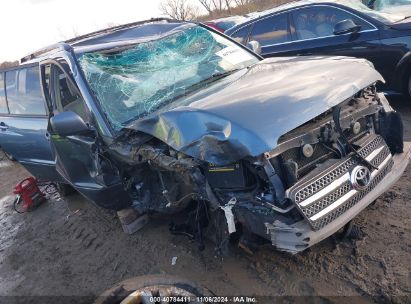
78, 25, 258, 131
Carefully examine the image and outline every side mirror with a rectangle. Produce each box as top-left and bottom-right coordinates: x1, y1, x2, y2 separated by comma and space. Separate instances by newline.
247, 40, 262, 55
50, 111, 91, 137
334, 19, 362, 35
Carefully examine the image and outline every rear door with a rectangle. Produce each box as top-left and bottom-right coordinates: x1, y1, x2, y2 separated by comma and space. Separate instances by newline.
0, 64, 59, 180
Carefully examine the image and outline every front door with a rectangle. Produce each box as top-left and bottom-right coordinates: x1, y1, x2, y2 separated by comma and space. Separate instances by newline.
41, 59, 131, 210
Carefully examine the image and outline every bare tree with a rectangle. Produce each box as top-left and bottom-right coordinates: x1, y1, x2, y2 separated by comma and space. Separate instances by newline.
233, 0, 251, 6
225, 0, 233, 13
198, 0, 232, 14
159, 0, 198, 20
197, 0, 214, 14
214, 0, 224, 11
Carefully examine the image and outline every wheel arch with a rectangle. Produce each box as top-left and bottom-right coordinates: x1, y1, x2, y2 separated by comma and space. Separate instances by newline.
395, 51, 411, 95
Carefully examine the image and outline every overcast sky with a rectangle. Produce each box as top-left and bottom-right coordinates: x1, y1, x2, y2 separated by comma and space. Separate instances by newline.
0, 0, 179, 62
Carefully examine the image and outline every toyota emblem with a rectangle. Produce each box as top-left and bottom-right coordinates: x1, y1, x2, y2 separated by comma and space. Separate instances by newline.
350, 166, 372, 190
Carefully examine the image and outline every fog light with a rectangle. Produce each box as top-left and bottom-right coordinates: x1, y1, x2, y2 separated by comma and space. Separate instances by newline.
302, 144, 314, 158
352, 121, 361, 135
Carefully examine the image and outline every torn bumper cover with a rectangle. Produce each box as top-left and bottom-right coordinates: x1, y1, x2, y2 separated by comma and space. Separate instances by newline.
266, 142, 411, 254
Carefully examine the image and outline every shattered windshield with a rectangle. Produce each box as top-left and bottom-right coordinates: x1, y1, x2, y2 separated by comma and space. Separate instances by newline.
78, 25, 259, 131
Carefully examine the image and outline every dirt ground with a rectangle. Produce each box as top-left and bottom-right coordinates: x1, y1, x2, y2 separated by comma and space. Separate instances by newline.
0, 95, 410, 303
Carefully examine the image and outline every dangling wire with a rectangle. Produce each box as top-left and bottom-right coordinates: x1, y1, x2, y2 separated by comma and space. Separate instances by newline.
13, 196, 26, 214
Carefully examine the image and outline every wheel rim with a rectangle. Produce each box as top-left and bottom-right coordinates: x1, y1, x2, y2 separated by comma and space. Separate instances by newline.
120, 285, 199, 304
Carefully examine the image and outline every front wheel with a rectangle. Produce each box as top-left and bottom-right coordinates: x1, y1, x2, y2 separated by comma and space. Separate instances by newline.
0, 149, 15, 161
56, 183, 75, 197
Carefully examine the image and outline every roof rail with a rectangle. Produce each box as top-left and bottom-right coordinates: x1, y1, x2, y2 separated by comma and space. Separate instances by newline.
64, 17, 178, 45
20, 17, 179, 64
20, 43, 60, 64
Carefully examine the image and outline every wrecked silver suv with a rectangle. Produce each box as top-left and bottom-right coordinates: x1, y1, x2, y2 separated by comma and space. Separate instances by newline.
1, 19, 409, 253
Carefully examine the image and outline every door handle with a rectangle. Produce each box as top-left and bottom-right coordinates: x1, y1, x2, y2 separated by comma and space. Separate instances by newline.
0, 122, 8, 131
45, 132, 50, 140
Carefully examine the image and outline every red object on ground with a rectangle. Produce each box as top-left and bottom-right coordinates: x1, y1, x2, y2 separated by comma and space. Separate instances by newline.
13, 177, 45, 211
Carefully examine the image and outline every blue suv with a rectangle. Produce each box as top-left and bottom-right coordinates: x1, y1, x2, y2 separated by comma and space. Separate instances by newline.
0, 18, 409, 253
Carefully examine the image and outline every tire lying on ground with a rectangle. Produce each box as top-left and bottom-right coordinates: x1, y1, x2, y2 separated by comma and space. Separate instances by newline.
94, 275, 214, 304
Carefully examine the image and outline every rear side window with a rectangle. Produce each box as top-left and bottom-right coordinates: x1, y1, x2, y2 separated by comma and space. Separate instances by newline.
0, 73, 7, 114
5, 66, 46, 115
231, 25, 251, 45
249, 14, 291, 46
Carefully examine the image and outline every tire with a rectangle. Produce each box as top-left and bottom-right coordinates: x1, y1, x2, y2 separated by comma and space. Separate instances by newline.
94, 275, 214, 304
338, 221, 363, 241
56, 183, 76, 197
347, 225, 363, 240
0, 149, 15, 161
408, 75, 411, 100
4, 151, 15, 161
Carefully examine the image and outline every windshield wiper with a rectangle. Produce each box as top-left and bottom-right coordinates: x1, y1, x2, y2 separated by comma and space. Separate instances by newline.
195, 69, 240, 86
169, 69, 241, 101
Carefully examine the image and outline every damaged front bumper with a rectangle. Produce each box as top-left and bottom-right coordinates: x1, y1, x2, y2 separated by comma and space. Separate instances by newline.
265, 141, 411, 254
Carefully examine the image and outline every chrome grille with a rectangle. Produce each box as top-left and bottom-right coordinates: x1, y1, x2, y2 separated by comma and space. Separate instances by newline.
311, 160, 393, 230
302, 182, 351, 218
295, 161, 352, 203
287, 135, 393, 230
294, 136, 384, 204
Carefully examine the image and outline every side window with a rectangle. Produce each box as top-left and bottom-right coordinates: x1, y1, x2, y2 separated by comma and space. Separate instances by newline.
231, 25, 251, 45
0, 73, 7, 114
48, 64, 87, 120
291, 6, 373, 40
5, 66, 46, 115
249, 14, 291, 46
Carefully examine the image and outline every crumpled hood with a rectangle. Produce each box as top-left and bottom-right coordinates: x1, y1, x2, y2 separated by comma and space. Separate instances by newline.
126, 56, 384, 165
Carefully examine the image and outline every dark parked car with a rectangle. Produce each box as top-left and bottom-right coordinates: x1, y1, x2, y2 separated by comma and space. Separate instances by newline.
368, 0, 411, 15
368, 0, 411, 9
226, 0, 411, 98
0, 19, 409, 253
205, 16, 247, 32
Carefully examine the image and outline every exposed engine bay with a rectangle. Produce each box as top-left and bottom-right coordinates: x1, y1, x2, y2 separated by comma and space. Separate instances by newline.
101, 85, 404, 253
